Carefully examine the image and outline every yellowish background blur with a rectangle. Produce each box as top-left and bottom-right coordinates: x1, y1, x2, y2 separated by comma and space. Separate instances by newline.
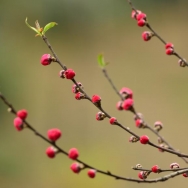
1, 0, 188, 187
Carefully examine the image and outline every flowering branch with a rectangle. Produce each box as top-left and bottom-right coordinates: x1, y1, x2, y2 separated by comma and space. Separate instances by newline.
2, 92, 187, 183
127, 0, 188, 67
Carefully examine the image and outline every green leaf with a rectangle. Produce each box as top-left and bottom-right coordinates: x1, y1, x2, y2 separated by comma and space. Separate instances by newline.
98, 54, 106, 68
25, 18, 42, 36
43, 22, 58, 35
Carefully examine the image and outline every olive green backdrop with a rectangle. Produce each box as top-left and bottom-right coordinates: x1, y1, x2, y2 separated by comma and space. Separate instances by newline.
1, 0, 188, 188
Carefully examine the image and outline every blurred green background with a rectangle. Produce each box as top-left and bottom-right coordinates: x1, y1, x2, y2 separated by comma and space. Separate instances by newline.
1, 0, 188, 187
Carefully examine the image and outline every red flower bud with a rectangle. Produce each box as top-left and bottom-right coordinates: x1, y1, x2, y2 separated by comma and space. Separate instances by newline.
142, 31, 153, 41
47, 129, 62, 142
109, 117, 117, 125
136, 12, 147, 21
70, 162, 81, 173
131, 10, 142, 19
13, 117, 23, 131
46, 146, 57, 158
122, 98, 134, 110
17, 109, 28, 120
140, 135, 149, 144
64, 69, 75, 79
138, 171, 147, 179
92, 95, 101, 103
88, 169, 96, 178
116, 101, 123, 111
119, 87, 133, 99
151, 165, 160, 173
68, 148, 79, 160
137, 19, 146, 27
40, 54, 52, 66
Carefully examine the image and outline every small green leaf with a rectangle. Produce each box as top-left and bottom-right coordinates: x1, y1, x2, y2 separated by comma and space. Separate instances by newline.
25, 18, 42, 36
98, 54, 106, 68
43, 22, 58, 35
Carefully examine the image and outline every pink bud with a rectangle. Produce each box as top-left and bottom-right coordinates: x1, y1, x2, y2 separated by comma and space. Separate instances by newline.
116, 101, 123, 111
88, 169, 96, 178
140, 135, 149, 144
142, 31, 153, 41
17, 109, 28, 120
183, 172, 188, 177
47, 129, 62, 141
166, 48, 174, 55
75, 92, 85, 100
96, 112, 106, 121
64, 69, 75, 79
40, 54, 52, 66
138, 171, 147, 179
137, 19, 146, 27
131, 10, 142, 19
122, 98, 134, 110
92, 95, 101, 103
72, 82, 83, 93
13, 117, 23, 131
165, 43, 174, 49
109, 117, 117, 125
46, 146, 57, 158
136, 12, 147, 21
170, 162, 180, 169
151, 165, 160, 173
119, 87, 133, 99
70, 162, 81, 173
68, 148, 79, 160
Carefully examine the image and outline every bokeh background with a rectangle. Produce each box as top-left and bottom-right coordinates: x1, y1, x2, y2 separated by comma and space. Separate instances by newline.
1, 0, 188, 187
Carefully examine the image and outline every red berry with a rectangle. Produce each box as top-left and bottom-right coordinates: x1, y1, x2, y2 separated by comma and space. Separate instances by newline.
17, 109, 28, 120
166, 48, 174, 55
68, 148, 79, 160
13, 117, 23, 131
40, 54, 52, 66
116, 101, 123, 110
151, 165, 160, 173
136, 12, 147, 21
131, 10, 141, 19
119, 87, 133, 99
88, 169, 96, 178
70, 162, 81, 174
137, 19, 146, 27
140, 135, 149, 144
183, 172, 188, 177
46, 146, 57, 158
64, 69, 75, 79
122, 98, 134, 110
170, 163, 179, 169
96, 112, 106, 121
92, 95, 101, 103
165, 43, 174, 49
109, 117, 117, 125
142, 31, 153, 41
47, 129, 61, 142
